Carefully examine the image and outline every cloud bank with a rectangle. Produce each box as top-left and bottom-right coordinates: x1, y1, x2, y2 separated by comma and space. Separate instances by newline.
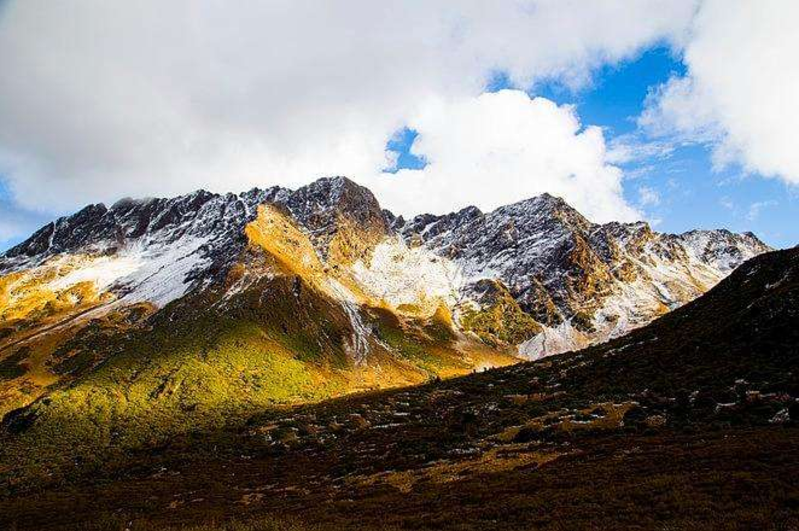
641, 0, 799, 186
368, 91, 639, 222
0, 0, 699, 229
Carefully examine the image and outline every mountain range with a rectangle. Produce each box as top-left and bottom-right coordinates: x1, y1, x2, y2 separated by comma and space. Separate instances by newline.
0, 177, 769, 423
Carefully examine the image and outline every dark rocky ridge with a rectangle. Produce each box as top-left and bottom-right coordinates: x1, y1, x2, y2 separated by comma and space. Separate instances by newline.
0, 177, 387, 279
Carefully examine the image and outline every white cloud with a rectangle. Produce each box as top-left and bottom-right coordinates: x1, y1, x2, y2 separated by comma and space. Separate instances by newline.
747, 200, 777, 221
0, 0, 698, 225
365, 91, 640, 223
719, 196, 734, 210
637, 186, 660, 207
640, 0, 799, 185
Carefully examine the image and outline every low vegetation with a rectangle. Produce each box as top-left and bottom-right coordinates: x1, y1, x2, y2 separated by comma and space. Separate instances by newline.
460, 280, 542, 346
1, 249, 797, 530
0, 270, 513, 488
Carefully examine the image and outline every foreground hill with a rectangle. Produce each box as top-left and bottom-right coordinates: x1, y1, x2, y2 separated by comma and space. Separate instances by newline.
1, 243, 796, 528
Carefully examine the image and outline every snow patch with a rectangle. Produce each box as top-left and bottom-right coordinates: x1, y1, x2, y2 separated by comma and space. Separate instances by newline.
326, 278, 371, 363
350, 238, 464, 316
115, 236, 212, 307
48, 255, 143, 292
35, 235, 212, 309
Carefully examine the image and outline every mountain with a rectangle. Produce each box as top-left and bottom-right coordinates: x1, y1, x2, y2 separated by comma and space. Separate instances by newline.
0, 178, 511, 423
1, 176, 768, 343
396, 193, 769, 356
0, 177, 768, 423
2, 232, 797, 530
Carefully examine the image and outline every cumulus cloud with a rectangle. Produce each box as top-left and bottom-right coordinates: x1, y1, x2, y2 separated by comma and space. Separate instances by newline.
367, 90, 640, 223
637, 186, 660, 207
0, 0, 698, 225
747, 200, 778, 221
640, 0, 799, 185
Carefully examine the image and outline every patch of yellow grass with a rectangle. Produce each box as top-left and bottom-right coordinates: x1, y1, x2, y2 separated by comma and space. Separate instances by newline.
352, 444, 562, 494
494, 401, 637, 443
244, 205, 327, 281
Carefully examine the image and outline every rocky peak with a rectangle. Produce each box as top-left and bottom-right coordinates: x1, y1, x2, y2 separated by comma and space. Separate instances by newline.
0, 178, 773, 361
389, 191, 771, 357
286, 177, 388, 234
589, 221, 656, 266
0, 185, 289, 275
676, 228, 771, 272
500, 193, 591, 232
2, 203, 111, 261
282, 177, 392, 263
399, 205, 483, 244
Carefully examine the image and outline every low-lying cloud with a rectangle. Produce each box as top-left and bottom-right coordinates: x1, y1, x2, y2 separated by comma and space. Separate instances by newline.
367, 90, 640, 223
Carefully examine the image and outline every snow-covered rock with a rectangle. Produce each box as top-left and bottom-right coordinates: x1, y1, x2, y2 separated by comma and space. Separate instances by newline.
0, 177, 771, 360
395, 192, 771, 358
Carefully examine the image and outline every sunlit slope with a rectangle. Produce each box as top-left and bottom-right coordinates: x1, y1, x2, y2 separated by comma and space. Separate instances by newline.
0, 205, 515, 485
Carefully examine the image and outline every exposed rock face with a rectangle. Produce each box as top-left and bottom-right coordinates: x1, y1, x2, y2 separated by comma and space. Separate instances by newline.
1, 177, 771, 361
395, 193, 771, 357
285, 176, 389, 243
459, 279, 543, 348
0, 186, 289, 289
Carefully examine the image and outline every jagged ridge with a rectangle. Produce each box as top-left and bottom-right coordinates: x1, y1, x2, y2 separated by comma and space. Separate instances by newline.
1, 176, 770, 360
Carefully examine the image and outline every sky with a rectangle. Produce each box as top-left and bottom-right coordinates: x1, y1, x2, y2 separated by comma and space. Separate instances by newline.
0, 0, 797, 251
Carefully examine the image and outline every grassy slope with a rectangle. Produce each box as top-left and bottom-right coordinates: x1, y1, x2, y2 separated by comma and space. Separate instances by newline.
0, 261, 131, 418
0, 269, 515, 486
460, 280, 543, 347
0, 206, 517, 486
